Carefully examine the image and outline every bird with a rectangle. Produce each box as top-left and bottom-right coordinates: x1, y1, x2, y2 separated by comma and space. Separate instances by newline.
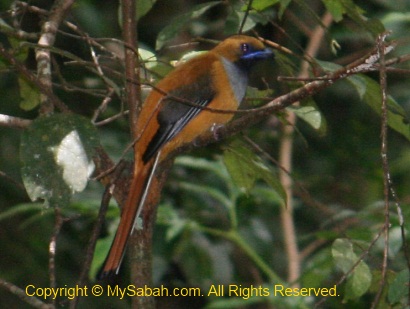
99, 35, 274, 278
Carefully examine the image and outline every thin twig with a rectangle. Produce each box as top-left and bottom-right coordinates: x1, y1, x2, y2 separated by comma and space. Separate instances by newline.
70, 168, 123, 309
0, 170, 27, 192
0, 278, 53, 309
238, 0, 253, 34
0, 44, 70, 113
49, 208, 64, 307
0, 19, 39, 40
35, 0, 75, 115
93, 110, 129, 127
371, 31, 391, 309
51, 57, 110, 99
316, 227, 384, 308
0, 114, 31, 128
300, 217, 359, 260
91, 88, 116, 123
278, 11, 333, 287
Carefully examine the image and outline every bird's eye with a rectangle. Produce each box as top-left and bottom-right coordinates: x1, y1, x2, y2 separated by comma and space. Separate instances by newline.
241, 43, 250, 54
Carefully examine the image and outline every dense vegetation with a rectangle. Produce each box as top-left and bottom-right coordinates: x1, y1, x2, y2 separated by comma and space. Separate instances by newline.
1, 0, 410, 308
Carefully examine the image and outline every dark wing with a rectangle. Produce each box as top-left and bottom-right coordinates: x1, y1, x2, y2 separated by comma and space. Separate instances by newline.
142, 74, 216, 163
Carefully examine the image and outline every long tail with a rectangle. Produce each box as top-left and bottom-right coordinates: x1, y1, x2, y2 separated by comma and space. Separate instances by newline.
98, 152, 161, 278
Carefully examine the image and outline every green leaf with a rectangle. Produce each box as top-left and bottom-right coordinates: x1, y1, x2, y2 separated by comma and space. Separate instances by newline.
340, 0, 385, 36
318, 60, 410, 142
223, 141, 258, 191
302, 248, 334, 288
323, 0, 385, 36
20, 114, 99, 208
347, 74, 367, 99
18, 77, 41, 111
223, 140, 286, 205
90, 226, 116, 279
139, 47, 158, 70
332, 238, 372, 301
247, 10, 271, 26
246, 86, 274, 107
344, 260, 372, 301
156, 1, 221, 50
249, 0, 280, 11
322, 0, 345, 22
175, 156, 229, 180
180, 181, 232, 209
349, 74, 410, 142
224, 10, 257, 35
382, 12, 410, 40
250, 185, 286, 207
118, 0, 157, 26
136, 0, 157, 20
9, 38, 30, 63
157, 203, 188, 240
176, 50, 206, 64
287, 99, 327, 134
388, 269, 410, 305
278, 0, 292, 19
275, 52, 298, 77
0, 203, 44, 222
5, 42, 38, 111
332, 238, 356, 273
178, 233, 214, 283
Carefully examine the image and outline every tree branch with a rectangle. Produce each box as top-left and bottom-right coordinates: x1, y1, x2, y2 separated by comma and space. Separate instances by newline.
0, 44, 70, 113
278, 11, 333, 287
121, 0, 142, 137
48, 208, 63, 308
70, 180, 118, 309
371, 31, 391, 309
35, 0, 75, 115
0, 278, 53, 309
0, 114, 31, 128
120, 2, 155, 309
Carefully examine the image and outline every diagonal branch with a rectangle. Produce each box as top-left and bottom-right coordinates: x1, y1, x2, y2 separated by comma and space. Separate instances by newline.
0, 278, 53, 309
0, 114, 31, 128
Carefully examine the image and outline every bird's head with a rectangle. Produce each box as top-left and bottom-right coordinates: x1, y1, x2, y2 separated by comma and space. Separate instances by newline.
212, 35, 274, 68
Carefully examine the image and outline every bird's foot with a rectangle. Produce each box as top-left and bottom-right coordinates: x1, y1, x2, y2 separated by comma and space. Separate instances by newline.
211, 123, 225, 141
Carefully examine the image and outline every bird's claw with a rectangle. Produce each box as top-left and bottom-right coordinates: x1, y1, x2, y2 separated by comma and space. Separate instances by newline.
211, 123, 225, 141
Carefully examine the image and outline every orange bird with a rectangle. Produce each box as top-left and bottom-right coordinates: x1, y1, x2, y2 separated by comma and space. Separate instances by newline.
100, 35, 273, 277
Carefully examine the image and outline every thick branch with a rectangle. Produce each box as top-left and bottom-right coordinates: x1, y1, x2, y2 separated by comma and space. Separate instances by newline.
122, 0, 142, 137
279, 11, 333, 286
120, 2, 152, 309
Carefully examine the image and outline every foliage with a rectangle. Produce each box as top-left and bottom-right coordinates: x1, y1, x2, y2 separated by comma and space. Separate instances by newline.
0, 0, 410, 308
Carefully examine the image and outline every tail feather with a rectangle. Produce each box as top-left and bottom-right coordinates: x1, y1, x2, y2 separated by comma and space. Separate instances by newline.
98, 154, 159, 279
